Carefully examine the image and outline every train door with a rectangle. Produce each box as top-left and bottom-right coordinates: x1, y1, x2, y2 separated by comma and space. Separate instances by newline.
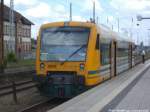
110, 41, 117, 77
129, 43, 133, 68
114, 41, 117, 76
99, 38, 111, 79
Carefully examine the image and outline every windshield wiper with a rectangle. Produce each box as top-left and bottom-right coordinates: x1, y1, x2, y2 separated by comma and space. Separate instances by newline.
61, 44, 86, 65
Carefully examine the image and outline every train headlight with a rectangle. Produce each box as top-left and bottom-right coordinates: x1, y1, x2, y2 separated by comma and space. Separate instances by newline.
80, 63, 85, 70
40, 63, 45, 69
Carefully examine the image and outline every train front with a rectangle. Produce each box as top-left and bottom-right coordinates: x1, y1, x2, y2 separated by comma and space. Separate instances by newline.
35, 22, 92, 98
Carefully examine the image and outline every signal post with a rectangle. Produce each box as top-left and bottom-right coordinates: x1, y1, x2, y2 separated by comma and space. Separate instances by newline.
0, 0, 4, 73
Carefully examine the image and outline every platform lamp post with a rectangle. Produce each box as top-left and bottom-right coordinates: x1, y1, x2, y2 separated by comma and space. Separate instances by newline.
137, 15, 150, 46
147, 29, 150, 46
0, 0, 4, 73
136, 23, 140, 45
137, 15, 150, 21
91, 0, 95, 23
69, 2, 72, 21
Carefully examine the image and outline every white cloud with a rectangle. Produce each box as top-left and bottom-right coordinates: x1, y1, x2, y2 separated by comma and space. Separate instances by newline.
72, 16, 86, 21
15, 0, 38, 6
82, 0, 103, 12
110, 0, 150, 11
108, 15, 114, 22
4, 0, 38, 6
25, 2, 51, 18
141, 10, 150, 16
43, 20, 50, 24
109, 0, 150, 43
24, 2, 69, 19
54, 4, 66, 14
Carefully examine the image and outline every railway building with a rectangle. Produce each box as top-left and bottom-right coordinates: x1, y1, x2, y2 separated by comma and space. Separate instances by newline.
0, 5, 34, 58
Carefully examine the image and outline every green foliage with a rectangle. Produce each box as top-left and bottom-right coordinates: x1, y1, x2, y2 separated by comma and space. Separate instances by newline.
7, 59, 35, 68
3, 59, 7, 68
0, 64, 4, 71
7, 52, 17, 63
31, 38, 35, 44
0, 59, 7, 70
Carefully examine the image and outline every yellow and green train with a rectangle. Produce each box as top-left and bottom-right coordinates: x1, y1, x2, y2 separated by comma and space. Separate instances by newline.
35, 21, 147, 98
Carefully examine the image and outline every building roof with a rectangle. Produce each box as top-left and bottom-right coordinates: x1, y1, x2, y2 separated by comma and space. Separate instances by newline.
0, 5, 34, 25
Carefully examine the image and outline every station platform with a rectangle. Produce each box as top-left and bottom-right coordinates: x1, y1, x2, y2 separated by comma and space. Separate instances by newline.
48, 60, 150, 112
102, 62, 150, 112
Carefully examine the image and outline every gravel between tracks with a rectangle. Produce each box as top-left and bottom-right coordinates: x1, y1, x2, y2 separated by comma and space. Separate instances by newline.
0, 87, 48, 112
0, 73, 34, 87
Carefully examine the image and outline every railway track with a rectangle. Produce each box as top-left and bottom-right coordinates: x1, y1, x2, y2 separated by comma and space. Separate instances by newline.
0, 70, 35, 86
0, 79, 38, 103
19, 98, 67, 112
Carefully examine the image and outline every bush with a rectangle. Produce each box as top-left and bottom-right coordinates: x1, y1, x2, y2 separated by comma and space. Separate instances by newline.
3, 59, 7, 67
7, 52, 17, 63
0, 59, 7, 71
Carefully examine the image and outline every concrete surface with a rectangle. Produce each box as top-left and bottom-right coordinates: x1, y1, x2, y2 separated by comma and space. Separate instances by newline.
102, 63, 150, 112
47, 60, 150, 112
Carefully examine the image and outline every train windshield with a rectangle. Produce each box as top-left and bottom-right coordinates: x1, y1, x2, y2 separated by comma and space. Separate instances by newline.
40, 27, 90, 61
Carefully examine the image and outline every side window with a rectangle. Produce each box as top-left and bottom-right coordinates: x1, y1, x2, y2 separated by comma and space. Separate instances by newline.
100, 43, 110, 65
96, 34, 100, 50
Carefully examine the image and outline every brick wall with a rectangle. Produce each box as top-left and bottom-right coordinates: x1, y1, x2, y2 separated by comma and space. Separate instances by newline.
3, 21, 32, 58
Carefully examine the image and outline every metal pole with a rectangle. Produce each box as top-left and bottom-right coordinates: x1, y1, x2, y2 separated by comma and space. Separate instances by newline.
117, 18, 120, 33
137, 30, 139, 45
12, 81, 17, 103
93, 1, 95, 23
130, 18, 133, 41
148, 29, 150, 46
9, 0, 14, 53
141, 17, 150, 20
96, 16, 98, 24
137, 23, 140, 45
70, 3, 72, 21
0, 0, 4, 73
112, 25, 113, 31
107, 16, 109, 24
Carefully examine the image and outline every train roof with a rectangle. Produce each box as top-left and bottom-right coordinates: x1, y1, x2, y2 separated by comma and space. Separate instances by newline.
97, 24, 133, 43
41, 21, 95, 29
41, 21, 133, 43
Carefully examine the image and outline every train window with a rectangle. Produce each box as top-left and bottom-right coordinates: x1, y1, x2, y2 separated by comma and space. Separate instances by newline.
116, 42, 129, 74
96, 34, 100, 50
117, 42, 129, 57
40, 27, 90, 61
100, 43, 110, 65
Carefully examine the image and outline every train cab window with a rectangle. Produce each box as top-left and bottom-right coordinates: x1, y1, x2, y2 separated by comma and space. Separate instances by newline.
96, 34, 100, 50
40, 27, 90, 61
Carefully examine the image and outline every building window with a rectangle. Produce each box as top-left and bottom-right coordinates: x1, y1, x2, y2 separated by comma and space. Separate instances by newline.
27, 29, 30, 37
4, 24, 10, 35
4, 24, 16, 36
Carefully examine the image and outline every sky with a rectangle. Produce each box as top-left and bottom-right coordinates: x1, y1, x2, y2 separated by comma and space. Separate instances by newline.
3, 0, 150, 45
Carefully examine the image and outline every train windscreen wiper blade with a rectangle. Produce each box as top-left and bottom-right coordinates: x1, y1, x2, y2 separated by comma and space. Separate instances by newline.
61, 44, 86, 65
